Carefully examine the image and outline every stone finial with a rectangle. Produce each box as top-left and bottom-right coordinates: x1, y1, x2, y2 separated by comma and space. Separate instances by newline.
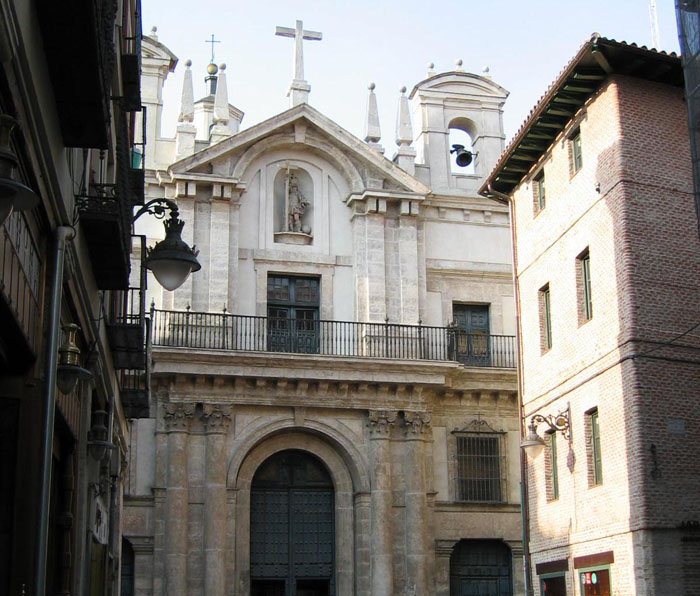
210, 62, 233, 144
163, 403, 194, 432
178, 59, 194, 123
214, 63, 229, 124
427, 61, 436, 77
369, 410, 397, 436
455, 58, 464, 72
482, 65, 491, 79
150, 25, 158, 40
395, 86, 413, 146
364, 82, 384, 154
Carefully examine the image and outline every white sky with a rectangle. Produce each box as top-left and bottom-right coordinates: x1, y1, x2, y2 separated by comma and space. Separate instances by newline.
143, 0, 681, 148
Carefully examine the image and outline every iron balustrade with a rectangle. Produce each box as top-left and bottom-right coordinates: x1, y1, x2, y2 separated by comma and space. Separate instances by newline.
150, 308, 516, 368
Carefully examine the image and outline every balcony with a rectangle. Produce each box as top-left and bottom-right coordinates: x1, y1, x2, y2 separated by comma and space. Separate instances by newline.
150, 309, 517, 368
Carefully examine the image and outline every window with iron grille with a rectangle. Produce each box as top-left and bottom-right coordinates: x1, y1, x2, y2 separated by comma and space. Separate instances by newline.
455, 431, 506, 503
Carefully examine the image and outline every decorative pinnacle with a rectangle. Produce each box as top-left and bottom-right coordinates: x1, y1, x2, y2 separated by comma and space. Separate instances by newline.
368, 82, 375, 90
427, 61, 436, 77
364, 81, 381, 145
455, 58, 464, 72
219, 63, 226, 71
399, 85, 407, 94
185, 59, 192, 68
482, 65, 490, 74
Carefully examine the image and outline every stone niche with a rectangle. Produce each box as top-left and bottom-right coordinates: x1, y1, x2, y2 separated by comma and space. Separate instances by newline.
273, 165, 314, 245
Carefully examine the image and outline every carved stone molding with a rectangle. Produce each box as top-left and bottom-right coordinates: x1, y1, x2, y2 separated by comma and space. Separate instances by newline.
435, 539, 458, 558
403, 410, 432, 435
163, 403, 194, 432
368, 410, 397, 436
201, 404, 233, 434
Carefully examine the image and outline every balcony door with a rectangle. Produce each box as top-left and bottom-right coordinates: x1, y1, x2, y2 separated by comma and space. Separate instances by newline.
267, 276, 319, 354
453, 304, 490, 366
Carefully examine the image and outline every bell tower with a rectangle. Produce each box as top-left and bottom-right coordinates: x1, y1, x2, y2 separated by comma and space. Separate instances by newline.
409, 65, 508, 194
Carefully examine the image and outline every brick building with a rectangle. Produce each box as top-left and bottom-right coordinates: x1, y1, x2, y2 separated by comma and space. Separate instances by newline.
481, 35, 700, 595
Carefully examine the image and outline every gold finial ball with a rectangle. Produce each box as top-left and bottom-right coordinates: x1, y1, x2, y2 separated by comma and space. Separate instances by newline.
185, 59, 192, 68
207, 62, 218, 75
219, 63, 226, 71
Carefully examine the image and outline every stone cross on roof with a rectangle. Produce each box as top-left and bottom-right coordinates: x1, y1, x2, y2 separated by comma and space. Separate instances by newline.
275, 20, 322, 107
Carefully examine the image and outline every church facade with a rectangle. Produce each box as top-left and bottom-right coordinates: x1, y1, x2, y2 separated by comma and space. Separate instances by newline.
123, 26, 523, 596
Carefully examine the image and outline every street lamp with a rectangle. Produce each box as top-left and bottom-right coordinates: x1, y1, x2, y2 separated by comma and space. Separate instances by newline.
521, 405, 571, 458
0, 115, 39, 225
134, 198, 201, 291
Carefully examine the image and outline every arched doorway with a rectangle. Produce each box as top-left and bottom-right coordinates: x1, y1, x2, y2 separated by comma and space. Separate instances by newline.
450, 539, 512, 596
250, 450, 334, 596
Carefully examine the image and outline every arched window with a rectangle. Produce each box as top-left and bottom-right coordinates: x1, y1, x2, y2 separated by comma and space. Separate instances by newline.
448, 118, 477, 175
450, 539, 512, 596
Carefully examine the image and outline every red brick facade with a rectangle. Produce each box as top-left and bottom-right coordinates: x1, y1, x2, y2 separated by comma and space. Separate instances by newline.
512, 75, 700, 595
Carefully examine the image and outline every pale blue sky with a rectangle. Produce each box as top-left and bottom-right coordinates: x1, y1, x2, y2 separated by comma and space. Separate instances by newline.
143, 0, 681, 147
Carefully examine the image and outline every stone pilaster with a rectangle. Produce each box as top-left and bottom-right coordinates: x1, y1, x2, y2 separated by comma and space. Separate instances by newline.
173, 198, 195, 310
368, 410, 396, 596
435, 539, 457, 596
163, 404, 194, 596
209, 199, 231, 310
192, 197, 211, 311
202, 405, 233, 596
354, 492, 372, 594
403, 410, 432, 596
398, 213, 419, 323
227, 199, 241, 313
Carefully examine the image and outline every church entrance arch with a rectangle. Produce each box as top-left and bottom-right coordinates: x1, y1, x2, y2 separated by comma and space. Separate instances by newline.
250, 450, 334, 596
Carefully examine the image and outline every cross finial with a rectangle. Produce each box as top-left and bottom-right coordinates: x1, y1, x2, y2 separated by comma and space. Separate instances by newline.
205, 34, 221, 64
275, 20, 322, 106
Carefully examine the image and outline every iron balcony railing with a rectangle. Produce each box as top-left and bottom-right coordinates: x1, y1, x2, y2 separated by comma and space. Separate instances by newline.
150, 308, 516, 368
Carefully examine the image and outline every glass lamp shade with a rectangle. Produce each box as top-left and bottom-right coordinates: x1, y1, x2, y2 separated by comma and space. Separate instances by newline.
521, 423, 546, 458
0, 179, 39, 226
147, 257, 197, 291
56, 363, 92, 394
144, 213, 201, 291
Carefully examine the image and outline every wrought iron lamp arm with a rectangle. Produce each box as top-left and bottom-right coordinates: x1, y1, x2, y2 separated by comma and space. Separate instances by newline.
133, 198, 180, 222
529, 405, 571, 441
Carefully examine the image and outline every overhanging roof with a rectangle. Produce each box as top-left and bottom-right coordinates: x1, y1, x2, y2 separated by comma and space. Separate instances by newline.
479, 34, 683, 200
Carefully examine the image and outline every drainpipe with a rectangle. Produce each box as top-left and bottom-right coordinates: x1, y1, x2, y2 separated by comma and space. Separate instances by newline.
485, 184, 533, 596
34, 225, 75, 596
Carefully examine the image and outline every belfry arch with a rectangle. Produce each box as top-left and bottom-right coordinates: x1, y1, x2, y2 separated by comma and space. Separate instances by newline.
232, 429, 370, 596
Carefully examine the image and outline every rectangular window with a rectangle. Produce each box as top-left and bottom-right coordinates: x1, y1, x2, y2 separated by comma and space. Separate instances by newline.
587, 409, 603, 486
534, 170, 546, 213
267, 275, 320, 354
571, 130, 583, 174
456, 433, 505, 502
579, 567, 610, 596
547, 431, 559, 501
541, 573, 567, 596
452, 304, 490, 366
539, 284, 552, 352
577, 249, 593, 323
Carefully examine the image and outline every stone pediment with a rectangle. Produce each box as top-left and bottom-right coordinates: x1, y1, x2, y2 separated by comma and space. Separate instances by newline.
410, 72, 509, 102
142, 35, 178, 71
168, 103, 429, 198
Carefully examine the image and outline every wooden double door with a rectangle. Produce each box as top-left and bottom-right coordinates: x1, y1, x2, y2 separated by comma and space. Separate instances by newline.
250, 451, 334, 596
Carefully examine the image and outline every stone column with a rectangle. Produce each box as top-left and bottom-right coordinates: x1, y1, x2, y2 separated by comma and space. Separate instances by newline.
368, 410, 396, 596
202, 405, 233, 596
354, 492, 372, 594
163, 404, 194, 596
403, 410, 432, 595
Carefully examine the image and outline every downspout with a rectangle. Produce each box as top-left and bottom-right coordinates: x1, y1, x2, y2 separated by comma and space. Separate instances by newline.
486, 183, 533, 596
34, 225, 75, 596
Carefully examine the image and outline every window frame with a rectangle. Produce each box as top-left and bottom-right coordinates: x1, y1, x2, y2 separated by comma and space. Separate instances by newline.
546, 430, 559, 501
533, 169, 546, 214
587, 409, 603, 486
452, 419, 507, 504
577, 248, 593, 324
539, 284, 552, 352
540, 572, 567, 596
570, 129, 583, 174
578, 565, 611, 595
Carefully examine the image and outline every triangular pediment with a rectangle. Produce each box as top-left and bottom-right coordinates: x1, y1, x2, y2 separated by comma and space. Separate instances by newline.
168, 103, 429, 197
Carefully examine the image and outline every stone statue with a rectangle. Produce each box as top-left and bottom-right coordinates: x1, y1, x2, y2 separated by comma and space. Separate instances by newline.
287, 173, 310, 232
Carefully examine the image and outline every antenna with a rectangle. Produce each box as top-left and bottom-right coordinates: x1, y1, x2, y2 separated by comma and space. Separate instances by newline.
649, 0, 661, 49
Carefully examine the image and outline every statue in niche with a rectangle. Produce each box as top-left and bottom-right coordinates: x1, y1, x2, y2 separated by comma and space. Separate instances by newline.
287, 172, 310, 233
